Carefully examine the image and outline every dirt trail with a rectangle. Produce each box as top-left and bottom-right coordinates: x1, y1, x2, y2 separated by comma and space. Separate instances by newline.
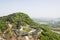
4, 23, 13, 33
3, 23, 42, 40
0, 36, 5, 40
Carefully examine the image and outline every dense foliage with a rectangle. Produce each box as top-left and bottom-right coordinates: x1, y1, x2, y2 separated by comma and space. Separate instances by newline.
38, 31, 60, 40
37, 26, 60, 40
6, 12, 36, 28
0, 12, 36, 28
0, 12, 60, 40
0, 19, 8, 32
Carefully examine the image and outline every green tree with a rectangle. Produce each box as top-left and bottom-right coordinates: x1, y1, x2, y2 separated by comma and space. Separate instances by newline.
0, 20, 8, 32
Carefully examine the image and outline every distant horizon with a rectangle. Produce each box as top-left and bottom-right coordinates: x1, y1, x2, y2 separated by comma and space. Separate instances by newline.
0, 0, 60, 18
0, 12, 60, 19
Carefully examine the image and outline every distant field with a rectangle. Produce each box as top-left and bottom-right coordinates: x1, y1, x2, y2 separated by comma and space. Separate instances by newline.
51, 28, 60, 31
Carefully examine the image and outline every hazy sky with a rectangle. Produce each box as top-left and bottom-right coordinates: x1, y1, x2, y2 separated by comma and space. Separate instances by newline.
0, 0, 60, 18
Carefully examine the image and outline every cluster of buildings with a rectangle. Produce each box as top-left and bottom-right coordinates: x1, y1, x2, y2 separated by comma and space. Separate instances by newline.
13, 20, 41, 40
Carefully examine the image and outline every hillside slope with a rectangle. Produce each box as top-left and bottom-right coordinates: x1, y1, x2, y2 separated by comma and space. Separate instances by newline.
0, 12, 60, 40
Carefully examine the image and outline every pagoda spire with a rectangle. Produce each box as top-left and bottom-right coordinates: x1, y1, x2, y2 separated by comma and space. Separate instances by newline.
17, 20, 21, 29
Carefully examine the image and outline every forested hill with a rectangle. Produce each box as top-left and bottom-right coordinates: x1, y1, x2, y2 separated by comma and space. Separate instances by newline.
0, 12, 35, 25
0, 12, 60, 40
0, 12, 38, 32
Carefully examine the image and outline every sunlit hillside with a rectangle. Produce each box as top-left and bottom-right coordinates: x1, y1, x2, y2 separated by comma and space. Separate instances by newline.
0, 12, 60, 40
